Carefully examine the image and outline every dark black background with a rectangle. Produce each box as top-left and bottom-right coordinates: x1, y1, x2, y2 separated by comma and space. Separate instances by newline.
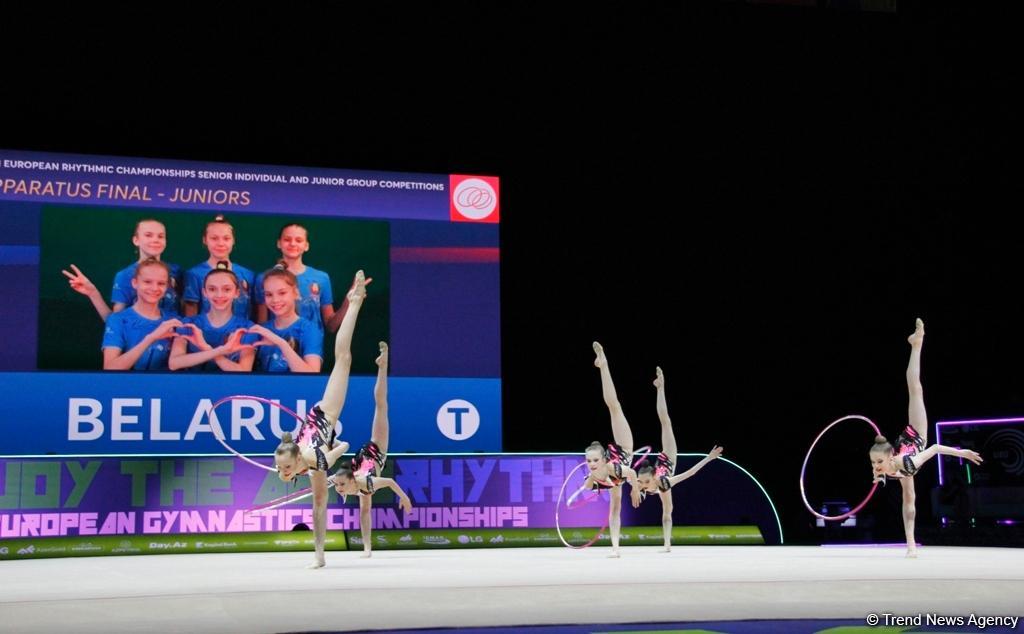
4, 2, 1022, 544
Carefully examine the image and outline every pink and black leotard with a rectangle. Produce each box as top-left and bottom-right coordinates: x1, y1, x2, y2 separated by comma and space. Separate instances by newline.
591, 442, 632, 490
353, 441, 387, 495
894, 424, 925, 477
652, 452, 675, 492
296, 404, 336, 473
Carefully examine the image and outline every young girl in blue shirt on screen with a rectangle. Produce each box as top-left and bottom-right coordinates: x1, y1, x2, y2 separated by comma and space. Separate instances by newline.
182, 214, 255, 320
169, 264, 256, 372
101, 258, 182, 371
63, 218, 181, 321
254, 223, 368, 333
251, 263, 323, 373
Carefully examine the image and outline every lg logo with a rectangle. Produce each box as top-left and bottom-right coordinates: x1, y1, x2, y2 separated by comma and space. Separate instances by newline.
436, 399, 480, 441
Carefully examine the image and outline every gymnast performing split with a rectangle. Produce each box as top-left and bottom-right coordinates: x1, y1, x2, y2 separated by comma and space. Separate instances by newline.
271, 270, 367, 568
582, 342, 645, 557
868, 318, 983, 558
331, 340, 413, 558
633, 366, 723, 553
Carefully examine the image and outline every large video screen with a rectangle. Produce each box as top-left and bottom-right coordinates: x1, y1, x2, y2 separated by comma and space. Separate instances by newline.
0, 149, 501, 455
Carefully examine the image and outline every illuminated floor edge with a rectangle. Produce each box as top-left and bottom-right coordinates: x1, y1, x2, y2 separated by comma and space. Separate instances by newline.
1, 546, 1022, 633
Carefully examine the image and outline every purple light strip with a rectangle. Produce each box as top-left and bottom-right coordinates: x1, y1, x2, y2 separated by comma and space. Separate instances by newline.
934, 417, 1024, 485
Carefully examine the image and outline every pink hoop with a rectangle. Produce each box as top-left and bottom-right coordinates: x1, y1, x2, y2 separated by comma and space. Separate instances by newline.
208, 395, 319, 514
207, 395, 309, 472
565, 484, 602, 510
556, 445, 654, 548
555, 462, 610, 549
630, 445, 653, 469
800, 414, 881, 522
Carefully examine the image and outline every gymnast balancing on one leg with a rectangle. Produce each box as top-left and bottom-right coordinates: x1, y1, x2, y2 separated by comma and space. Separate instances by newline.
583, 342, 643, 558
332, 341, 413, 558
868, 318, 982, 558
271, 270, 368, 568
633, 366, 723, 553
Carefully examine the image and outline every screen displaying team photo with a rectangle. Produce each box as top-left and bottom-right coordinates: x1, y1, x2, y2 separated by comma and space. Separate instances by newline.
0, 150, 502, 454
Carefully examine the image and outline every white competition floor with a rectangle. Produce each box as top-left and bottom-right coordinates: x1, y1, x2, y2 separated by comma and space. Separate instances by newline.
2, 546, 1022, 633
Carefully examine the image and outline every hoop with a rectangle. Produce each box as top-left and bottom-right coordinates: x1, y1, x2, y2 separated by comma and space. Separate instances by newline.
556, 445, 654, 548
209, 395, 322, 514
208, 395, 309, 473
555, 462, 609, 549
799, 414, 881, 522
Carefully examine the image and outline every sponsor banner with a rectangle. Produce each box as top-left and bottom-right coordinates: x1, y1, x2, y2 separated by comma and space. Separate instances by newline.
348, 524, 765, 548
0, 530, 346, 560
0, 526, 761, 559
1, 454, 782, 545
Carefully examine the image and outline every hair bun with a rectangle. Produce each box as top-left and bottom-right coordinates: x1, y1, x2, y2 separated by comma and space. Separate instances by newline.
874, 435, 888, 444
281, 432, 294, 444
213, 214, 226, 222
215, 260, 230, 270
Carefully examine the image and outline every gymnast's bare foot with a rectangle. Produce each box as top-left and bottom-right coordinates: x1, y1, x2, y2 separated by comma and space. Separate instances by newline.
908, 318, 924, 347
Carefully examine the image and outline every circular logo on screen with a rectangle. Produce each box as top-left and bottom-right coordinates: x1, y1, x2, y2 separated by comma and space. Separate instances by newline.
452, 179, 497, 220
436, 399, 480, 441
985, 429, 1024, 476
